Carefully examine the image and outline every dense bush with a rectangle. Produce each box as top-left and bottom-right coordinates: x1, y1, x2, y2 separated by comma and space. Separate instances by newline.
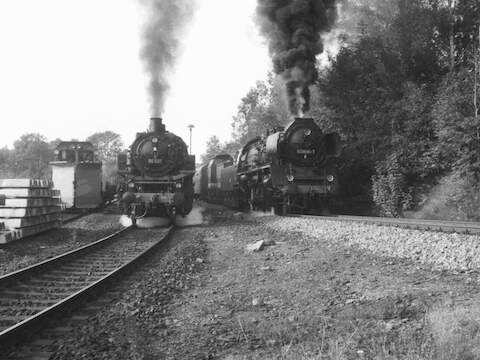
372, 152, 413, 217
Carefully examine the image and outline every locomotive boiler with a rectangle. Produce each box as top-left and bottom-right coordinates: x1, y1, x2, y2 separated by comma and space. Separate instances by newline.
117, 117, 195, 224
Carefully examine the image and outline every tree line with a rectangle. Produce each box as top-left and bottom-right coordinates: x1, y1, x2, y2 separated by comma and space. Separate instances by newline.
0, 131, 123, 185
203, 0, 480, 220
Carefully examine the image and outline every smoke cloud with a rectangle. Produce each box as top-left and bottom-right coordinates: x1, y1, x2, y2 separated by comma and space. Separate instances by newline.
256, 0, 338, 115
140, 0, 195, 116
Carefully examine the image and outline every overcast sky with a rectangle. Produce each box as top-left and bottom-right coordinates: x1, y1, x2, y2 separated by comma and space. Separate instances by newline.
0, 0, 271, 156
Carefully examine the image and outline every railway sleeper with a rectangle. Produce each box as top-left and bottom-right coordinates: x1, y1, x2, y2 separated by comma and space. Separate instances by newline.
69, 256, 121, 262
9, 285, 81, 294
58, 264, 120, 271
39, 272, 110, 280
1, 309, 41, 318
1, 308, 48, 318
0, 316, 24, 326
24, 277, 94, 289
37, 271, 108, 278
69, 257, 134, 266
77, 254, 121, 259
0, 290, 68, 299
59, 265, 120, 273
0, 298, 57, 307
68, 260, 122, 267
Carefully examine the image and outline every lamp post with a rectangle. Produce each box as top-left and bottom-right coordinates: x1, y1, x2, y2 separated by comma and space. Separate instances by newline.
187, 124, 194, 154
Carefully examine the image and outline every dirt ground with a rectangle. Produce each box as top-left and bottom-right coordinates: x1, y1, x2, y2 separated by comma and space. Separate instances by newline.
152, 205, 480, 359
16, 203, 480, 359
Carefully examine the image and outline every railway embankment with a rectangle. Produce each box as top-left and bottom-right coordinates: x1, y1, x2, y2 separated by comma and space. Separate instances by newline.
19, 204, 480, 359
263, 216, 480, 271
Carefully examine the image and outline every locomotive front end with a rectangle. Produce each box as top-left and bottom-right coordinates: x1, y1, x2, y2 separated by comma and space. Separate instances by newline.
117, 117, 195, 224
269, 117, 340, 196
236, 117, 341, 214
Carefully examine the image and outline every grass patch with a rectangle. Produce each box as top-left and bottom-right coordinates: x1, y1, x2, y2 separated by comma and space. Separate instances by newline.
234, 296, 435, 359
428, 305, 480, 360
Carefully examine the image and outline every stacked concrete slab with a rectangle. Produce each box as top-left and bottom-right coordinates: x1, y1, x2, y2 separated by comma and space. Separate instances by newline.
0, 179, 62, 244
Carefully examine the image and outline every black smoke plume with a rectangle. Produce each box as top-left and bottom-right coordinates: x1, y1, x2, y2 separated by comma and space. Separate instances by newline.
256, 0, 337, 115
140, 0, 194, 116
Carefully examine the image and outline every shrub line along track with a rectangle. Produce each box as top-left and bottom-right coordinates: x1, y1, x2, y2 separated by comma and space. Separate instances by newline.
294, 214, 480, 234
0, 224, 174, 352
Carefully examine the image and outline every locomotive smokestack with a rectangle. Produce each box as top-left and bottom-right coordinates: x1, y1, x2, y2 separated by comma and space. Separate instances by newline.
149, 117, 165, 133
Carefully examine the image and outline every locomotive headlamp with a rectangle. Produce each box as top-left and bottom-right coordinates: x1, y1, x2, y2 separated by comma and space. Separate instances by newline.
304, 129, 312, 136
286, 174, 295, 182
152, 137, 159, 143
54, 149, 59, 155
326, 174, 335, 183
176, 182, 182, 189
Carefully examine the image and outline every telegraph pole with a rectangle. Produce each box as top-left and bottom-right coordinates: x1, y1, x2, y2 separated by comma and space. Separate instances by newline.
187, 124, 194, 154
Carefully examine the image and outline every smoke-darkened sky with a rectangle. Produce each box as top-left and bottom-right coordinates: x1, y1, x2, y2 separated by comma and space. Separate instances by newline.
0, 0, 270, 155
256, 0, 338, 115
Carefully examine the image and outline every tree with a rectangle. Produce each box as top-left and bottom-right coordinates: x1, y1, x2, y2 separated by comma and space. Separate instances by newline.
86, 131, 123, 162
0, 147, 13, 178
201, 136, 222, 164
86, 131, 123, 185
231, 77, 284, 146
11, 133, 52, 178
316, 0, 451, 214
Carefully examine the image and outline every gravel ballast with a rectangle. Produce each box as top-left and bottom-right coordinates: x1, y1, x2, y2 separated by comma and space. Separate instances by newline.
258, 216, 480, 271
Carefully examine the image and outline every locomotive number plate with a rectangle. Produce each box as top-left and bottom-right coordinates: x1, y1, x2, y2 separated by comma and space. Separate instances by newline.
148, 159, 163, 164
297, 149, 315, 154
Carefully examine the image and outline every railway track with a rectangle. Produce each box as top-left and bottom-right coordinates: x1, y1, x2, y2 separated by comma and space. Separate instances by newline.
0, 225, 174, 354
60, 212, 87, 223
296, 214, 480, 234
61, 201, 119, 224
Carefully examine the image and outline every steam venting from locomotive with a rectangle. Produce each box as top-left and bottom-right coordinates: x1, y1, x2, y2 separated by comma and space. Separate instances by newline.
256, 0, 337, 116
140, 0, 194, 115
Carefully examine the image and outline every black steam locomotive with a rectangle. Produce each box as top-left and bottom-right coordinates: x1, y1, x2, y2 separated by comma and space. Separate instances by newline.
117, 117, 195, 224
195, 117, 341, 214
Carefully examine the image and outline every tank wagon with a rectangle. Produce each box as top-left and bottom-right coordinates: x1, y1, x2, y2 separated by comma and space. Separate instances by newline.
50, 141, 103, 209
117, 117, 195, 224
196, 117, 341, 214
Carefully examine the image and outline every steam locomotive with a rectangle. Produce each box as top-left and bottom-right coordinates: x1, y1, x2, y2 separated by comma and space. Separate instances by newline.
117, 117, 195, 224
196, 117, 341, 214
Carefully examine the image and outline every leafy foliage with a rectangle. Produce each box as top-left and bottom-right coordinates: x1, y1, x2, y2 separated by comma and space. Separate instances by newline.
86, 131, 123, 185
86, 131, 123, 163
318, 0, 480, 218
9, 134, 52, 178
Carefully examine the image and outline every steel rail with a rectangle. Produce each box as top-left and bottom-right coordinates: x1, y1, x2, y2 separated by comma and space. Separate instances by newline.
0, 225, 173, 351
